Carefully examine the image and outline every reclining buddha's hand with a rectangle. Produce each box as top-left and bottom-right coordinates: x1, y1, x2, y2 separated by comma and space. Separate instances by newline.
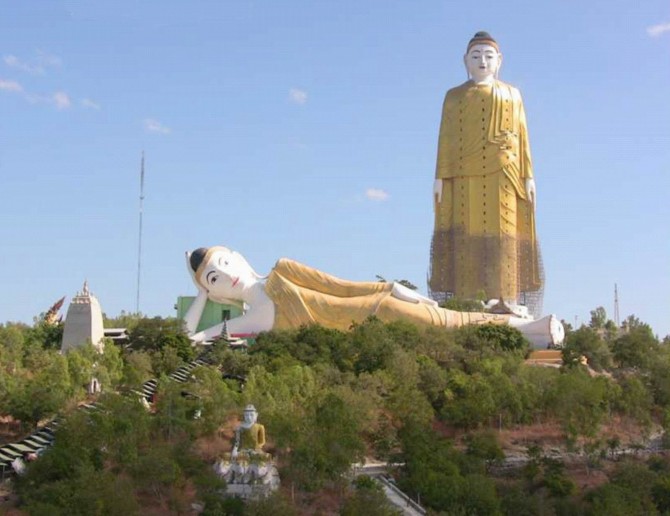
191, 331, 206, 343
391, 283, 438, 307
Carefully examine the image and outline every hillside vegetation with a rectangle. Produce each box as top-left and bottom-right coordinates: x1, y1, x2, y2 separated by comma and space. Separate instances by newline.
1, 309, 670, 514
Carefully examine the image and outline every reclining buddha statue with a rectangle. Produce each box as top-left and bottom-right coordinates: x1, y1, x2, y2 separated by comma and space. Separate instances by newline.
183, 246, 563, 347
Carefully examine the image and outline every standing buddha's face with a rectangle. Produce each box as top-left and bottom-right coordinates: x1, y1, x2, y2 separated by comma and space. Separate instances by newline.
464, 43, 501, 83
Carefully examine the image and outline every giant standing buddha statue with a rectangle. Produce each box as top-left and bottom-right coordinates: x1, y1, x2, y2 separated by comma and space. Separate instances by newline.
429, 32, 543, 315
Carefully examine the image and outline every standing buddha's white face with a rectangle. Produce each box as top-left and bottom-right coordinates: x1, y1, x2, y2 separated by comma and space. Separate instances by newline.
464, 43, 502, 84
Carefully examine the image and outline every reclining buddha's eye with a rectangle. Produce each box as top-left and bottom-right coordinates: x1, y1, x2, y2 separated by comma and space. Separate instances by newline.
206, 271, 219, 285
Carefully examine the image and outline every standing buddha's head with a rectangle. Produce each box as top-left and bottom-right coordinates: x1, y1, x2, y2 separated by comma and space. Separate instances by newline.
464, 31, 502, 83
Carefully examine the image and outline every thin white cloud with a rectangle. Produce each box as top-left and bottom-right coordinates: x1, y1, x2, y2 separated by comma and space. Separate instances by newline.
144, 118, 171, 134
0, 78, 23, 93
3, 52, 61, 74
80, 98, 100, 110
647, 22, 670, 37
36, 51, 62, 68
4, 55, 42, 74
52, 91, 71, 110
365, 188, 389, 202
288, 88, 308, 105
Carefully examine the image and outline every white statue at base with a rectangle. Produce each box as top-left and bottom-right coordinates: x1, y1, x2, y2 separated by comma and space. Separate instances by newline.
184, 246, 563, 348
213, 405, 279, 491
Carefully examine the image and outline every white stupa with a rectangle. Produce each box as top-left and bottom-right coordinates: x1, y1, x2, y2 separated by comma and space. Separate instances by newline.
60, 281, 105, 354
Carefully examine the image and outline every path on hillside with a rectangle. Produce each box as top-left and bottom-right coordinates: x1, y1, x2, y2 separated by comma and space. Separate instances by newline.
353, 462, 426, 515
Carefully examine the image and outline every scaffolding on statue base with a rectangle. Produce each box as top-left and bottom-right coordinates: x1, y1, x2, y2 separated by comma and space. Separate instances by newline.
428, 240, 545, 320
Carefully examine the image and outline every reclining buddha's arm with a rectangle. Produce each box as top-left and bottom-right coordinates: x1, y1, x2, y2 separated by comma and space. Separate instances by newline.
190, 301, 274, 342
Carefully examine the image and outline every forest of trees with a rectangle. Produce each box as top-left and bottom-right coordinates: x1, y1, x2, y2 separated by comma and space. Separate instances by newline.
1, 308, 670, 514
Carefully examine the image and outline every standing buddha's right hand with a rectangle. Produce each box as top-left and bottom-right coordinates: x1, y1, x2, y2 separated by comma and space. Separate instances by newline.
433, 179, 443, 205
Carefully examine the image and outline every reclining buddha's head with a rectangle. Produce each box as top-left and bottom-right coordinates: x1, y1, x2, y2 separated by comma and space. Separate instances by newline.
188, 246, 262, 303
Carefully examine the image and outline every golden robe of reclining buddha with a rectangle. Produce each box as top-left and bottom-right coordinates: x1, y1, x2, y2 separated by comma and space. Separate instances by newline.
429, 32, 542, 305
265, 258, 509, 331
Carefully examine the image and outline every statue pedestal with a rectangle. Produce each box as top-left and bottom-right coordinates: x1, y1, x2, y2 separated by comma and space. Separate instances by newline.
225, 470, 280, 500
214, 452, 280, 500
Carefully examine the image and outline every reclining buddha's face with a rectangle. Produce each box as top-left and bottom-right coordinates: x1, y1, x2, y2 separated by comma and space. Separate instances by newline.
196, 246, 257, 302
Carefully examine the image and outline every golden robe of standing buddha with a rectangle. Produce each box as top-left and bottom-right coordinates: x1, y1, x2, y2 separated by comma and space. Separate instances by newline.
429, 31, 542, 305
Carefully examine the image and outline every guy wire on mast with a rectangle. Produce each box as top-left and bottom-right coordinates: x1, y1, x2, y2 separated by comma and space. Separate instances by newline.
136, 151, 145, 314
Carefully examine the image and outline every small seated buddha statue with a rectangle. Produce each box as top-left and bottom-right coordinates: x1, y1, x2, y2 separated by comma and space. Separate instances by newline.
232, 404, 267, 459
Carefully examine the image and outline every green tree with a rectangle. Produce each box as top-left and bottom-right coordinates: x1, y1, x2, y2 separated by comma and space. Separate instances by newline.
550, 368, 610, 439
25, 319, 64, 350
586, 483, 654, 516
288, 392, 365, 490
471, 324, 529, 353
127, 316, 195, 364
244, 492, 297, 516
608, 461, 658, 513
499, 485, 543, 516
621, 315, 654, 334
442, 369, 498, 428
350, 317, 399, 374
562, 326, 613, 371
395, 279, 418, 290
341, 481, 398, 516
8, 350, 72, 427
22, 470, 139, 516
191, 366, 239, 435
396, 422, 501, 514
130, 441, 184, 502
383, 349, 434, 426
242, 364, 320, 450
153, 377, 197, 441
541, 457, 576, 498
652, 475, 670, 513
465, 431, 504, 472
0, 323, 27, 374
589, 306, 607, 330
98, 339, 124, 388
613, 376, 652, 428
460, 474, 502, 515
441, 297, 486, 312
103, 310, 142, 330
121, 350, 154, 390
15, 394, 150, 514
416, 355, 448, 411
611, 324, 659, 370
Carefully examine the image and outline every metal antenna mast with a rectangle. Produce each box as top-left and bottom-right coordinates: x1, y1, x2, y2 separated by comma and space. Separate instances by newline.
136, 151, 145, 314
614, 283, 620, 327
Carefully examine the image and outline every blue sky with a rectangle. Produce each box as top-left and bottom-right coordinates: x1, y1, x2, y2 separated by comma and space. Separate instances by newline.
1, 0, 668, 337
